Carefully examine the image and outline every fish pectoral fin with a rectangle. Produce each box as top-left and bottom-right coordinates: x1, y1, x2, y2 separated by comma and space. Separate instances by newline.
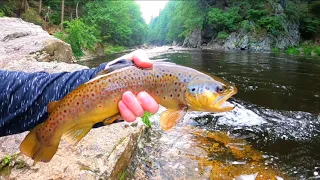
103, 113, 120, 125
63, 124, 93, 145
47, 101, 59, 114
160, 106, 188, 131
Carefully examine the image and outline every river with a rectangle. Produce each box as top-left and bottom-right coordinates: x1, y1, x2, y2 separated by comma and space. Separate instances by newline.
80, 49, 320, 179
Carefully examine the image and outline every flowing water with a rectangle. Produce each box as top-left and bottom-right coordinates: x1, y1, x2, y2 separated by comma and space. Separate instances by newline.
82, 49, 320, 179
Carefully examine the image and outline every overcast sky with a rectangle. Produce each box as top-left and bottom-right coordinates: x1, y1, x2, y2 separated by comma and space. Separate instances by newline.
135, 0, 168, 24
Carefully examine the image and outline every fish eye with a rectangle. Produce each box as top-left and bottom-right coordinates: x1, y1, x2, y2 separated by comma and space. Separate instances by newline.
188, 86, 198, 94
216, 85, 224, 93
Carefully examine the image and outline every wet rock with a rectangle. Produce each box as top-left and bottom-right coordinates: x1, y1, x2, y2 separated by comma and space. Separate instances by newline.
181, 2, 299, 51
183, 29, 202, 48
0, 17, 75, 67
1, 56, 87, 73
0, 123, 143, 180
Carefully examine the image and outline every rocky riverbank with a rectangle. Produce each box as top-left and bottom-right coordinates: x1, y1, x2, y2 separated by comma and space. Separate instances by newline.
0, 17, 149, 180
180, 3, 300, 51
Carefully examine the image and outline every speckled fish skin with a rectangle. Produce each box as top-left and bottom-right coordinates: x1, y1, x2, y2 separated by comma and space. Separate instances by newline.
19, 62, 237, 162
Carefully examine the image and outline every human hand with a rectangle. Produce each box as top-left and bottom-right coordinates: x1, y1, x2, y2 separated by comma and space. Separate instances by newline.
114, 49, 159, 122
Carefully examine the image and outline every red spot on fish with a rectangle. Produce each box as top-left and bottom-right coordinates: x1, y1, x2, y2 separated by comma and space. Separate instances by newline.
60, 117, 62, 121
64, 110, 67, 113
99, 105, 102, 108
120, 88, 122, 91
92, 93, 95, 97
113, 99, 116, 103
178, 94, 180, 97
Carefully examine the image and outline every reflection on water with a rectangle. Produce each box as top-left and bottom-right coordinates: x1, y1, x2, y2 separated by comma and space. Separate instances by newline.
127, 123, 288, 180
85, 49, 320, 179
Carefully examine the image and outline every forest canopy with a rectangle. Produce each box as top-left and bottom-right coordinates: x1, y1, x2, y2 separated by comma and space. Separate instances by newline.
0, 0, 319, 57
148, 0, 320, 46
0, 0, 147, 58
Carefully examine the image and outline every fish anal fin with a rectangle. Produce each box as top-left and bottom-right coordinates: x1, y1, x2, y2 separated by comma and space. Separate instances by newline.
63, 124, 93, 145
20, 124, 60, 162
160, 106, 188, 131
47, 101, 59, 114
103, 113, 120, 125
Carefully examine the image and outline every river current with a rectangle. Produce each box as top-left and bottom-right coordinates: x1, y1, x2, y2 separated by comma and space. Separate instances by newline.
82, 49, 320, 179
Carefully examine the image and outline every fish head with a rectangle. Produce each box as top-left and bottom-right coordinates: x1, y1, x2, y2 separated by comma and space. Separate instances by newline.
185, 75, 237, 113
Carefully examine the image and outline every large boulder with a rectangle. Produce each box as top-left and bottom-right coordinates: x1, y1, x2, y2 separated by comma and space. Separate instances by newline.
183, 29, 202, 48
0, 55, 145, 179
0, 17, 75, 68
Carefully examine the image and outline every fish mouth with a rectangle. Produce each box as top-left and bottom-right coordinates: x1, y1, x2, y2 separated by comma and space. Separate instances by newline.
212, 86, 238, 112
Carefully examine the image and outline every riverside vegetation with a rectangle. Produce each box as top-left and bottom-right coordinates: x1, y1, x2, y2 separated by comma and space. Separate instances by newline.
0, 0, 319, 58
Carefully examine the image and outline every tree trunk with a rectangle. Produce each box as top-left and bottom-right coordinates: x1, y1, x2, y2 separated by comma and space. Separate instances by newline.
61, 0, 65, 30
280, 0, 286, 9
76, 0, 81, 18
21, 0, 29, 12
39, 0, 42, 14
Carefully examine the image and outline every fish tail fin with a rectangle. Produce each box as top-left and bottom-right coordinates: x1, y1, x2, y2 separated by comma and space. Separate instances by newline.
20, 126, 60, 162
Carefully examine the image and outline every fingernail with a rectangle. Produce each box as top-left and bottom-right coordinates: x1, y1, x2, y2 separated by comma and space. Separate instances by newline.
138, 92, 149, 105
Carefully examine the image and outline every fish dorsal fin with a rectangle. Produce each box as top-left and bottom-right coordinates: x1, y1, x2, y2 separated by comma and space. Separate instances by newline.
96, 59, 134, 76
47, 101, 59, 114
160, 106, 188, 131
63, 124, 93, 145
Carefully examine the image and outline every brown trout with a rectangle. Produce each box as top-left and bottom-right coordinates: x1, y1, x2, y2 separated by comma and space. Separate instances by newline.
20, 60, 237, 162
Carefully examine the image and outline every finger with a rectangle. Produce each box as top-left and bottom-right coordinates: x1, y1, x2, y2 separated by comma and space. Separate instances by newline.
118, 101, 136, 122
131, 49, 153, 68
122, 91, 145, 117
137, 91, 159, 114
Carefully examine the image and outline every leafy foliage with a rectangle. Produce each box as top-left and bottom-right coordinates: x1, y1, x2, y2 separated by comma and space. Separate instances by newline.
141, 112, 152, 128
286, 46, 300, 55
54, 19, 98, 58
148, 1, 205, 45
217, 31, 229, 39
84, 0, 146, 47
208, 7, 242, 32
258, 16, 285, 36
104, 44, 126, 55
0, 10, 4, 17
21, 8, 43, 26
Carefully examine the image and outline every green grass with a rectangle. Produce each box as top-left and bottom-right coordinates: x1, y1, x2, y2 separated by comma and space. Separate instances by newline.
104, 44, 126, 55
302, 47, 313, 56
141, 112, 152, 128
272, 47, 280, 53
217, 31, 229, 39
283, 45, 320, 57
0, 10, 5, 17
314, 47, 320, 56
286, 46, 300, 55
